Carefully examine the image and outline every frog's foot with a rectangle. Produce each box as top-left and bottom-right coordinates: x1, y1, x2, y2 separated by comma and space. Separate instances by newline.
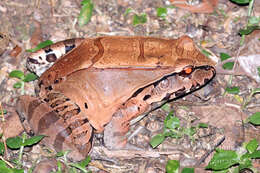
103, 113, 129, 149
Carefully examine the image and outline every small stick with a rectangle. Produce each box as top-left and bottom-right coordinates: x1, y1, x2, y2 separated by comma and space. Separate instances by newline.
0, 102, 9, 159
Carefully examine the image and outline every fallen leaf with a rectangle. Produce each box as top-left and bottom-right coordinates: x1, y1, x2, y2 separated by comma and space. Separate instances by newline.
0, 105, 24, 139
30, 20, 43, 48
169, 0, 218, 13
9, 45, 22, 58
216, 30, 260, 83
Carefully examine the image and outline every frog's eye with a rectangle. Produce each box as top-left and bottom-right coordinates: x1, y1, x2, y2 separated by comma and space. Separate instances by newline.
183, 66, 193, 75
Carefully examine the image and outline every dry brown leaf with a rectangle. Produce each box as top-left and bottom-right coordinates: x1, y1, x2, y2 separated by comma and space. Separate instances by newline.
9, 45, 22, 58
30, 20, 43, 48
191, 98, 249, 150
169, 0, 218, 13
216, 30, 260, 82
0, 106, 24, 139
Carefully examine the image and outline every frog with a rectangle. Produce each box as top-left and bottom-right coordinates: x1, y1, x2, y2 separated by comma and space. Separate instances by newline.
16, 35, 216, 161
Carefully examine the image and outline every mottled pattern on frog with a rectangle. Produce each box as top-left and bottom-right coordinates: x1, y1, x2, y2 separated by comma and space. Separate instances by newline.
27, 38, 84, 76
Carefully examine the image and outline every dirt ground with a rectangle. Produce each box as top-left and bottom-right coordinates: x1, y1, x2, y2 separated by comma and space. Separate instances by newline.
0, 0, 260, 172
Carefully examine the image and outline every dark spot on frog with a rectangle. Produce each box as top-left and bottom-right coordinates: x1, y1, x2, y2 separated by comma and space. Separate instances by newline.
84, 102, 88, 109
65, 44, 76, 53
28, 57, 40, 64
162, 93, 171, 101
44, 48, 53, 54
175, 87, 186, 97
45, 85, 53, 91
46, 53, 57, 62
54, 79, 59, 84
19, 115, 25, 122
143, 94, 151, 101
39, 56, 42, 60
190, 84, 199, 92
44, 98, 49, 102
39, 80, 43, 87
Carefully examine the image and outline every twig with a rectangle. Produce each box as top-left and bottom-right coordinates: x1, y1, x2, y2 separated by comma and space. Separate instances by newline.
0, 156, 14, 168
0, 102, 9, 159
195, 136, 225, 166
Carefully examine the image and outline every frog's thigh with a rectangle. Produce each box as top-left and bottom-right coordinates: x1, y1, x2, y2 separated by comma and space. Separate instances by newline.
104, 86, 153, 149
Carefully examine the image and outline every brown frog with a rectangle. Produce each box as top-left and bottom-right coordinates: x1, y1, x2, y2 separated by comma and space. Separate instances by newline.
16, 36, 216, 161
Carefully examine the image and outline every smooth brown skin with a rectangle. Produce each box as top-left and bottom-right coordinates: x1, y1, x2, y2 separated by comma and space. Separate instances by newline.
17, 36, 216, 161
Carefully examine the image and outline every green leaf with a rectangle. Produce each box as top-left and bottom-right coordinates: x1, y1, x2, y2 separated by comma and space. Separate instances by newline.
248, 112, 260, 125
248, 16, 260, 26
161, 103, 171, 112
13, 82, 22, 89
157, 7, 167, 19
220, 53, 231, 61
78, 156, 91, 168
166, 160, 179, 173
185, 127, 196, 136
124, 7, 134, 16
78, 0, 93, 27
26, 40, 53, 53
258, 67, 260, 76
56, 161, 63, 173
69, 156, 91, 172
133, 13, 147, 26
0, 142, 4, 155
181, 167, 194, 173
230, 0, 250, 4
6, 136, 23, 149
56, 151, 66, 157
238, 159, 252, 171
201, 49, 212, 57
0, 160, 12, 173
198, 123, 208, 128
24, 135, 45, 146
150, 134, 165, 148
206, 149, 239, 170
10, 168, 24, 173
0, 109, 7, 115
252, 88, 260, 95
225, 87, 240, 94
0, 160, 23, 173
246, 139, 258, 153
249, 150, 260, 159
165, 116, 180, 129
9, 70, 24, 80
222, 62, 234, 70
239, 26, 259, 35
23, 73, 38, 82
163, 130, 181, 138
164, 111, 174, 125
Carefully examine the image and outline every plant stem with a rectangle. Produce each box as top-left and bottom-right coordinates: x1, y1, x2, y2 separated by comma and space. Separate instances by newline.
18, 133, 26, 166
21, 82, 25, 95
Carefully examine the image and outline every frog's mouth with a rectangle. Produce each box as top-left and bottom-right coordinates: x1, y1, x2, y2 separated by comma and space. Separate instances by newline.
130, 65, 216, 104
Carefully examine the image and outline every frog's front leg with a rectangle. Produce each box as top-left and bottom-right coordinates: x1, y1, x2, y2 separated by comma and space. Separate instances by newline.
104, 86, 153, 149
